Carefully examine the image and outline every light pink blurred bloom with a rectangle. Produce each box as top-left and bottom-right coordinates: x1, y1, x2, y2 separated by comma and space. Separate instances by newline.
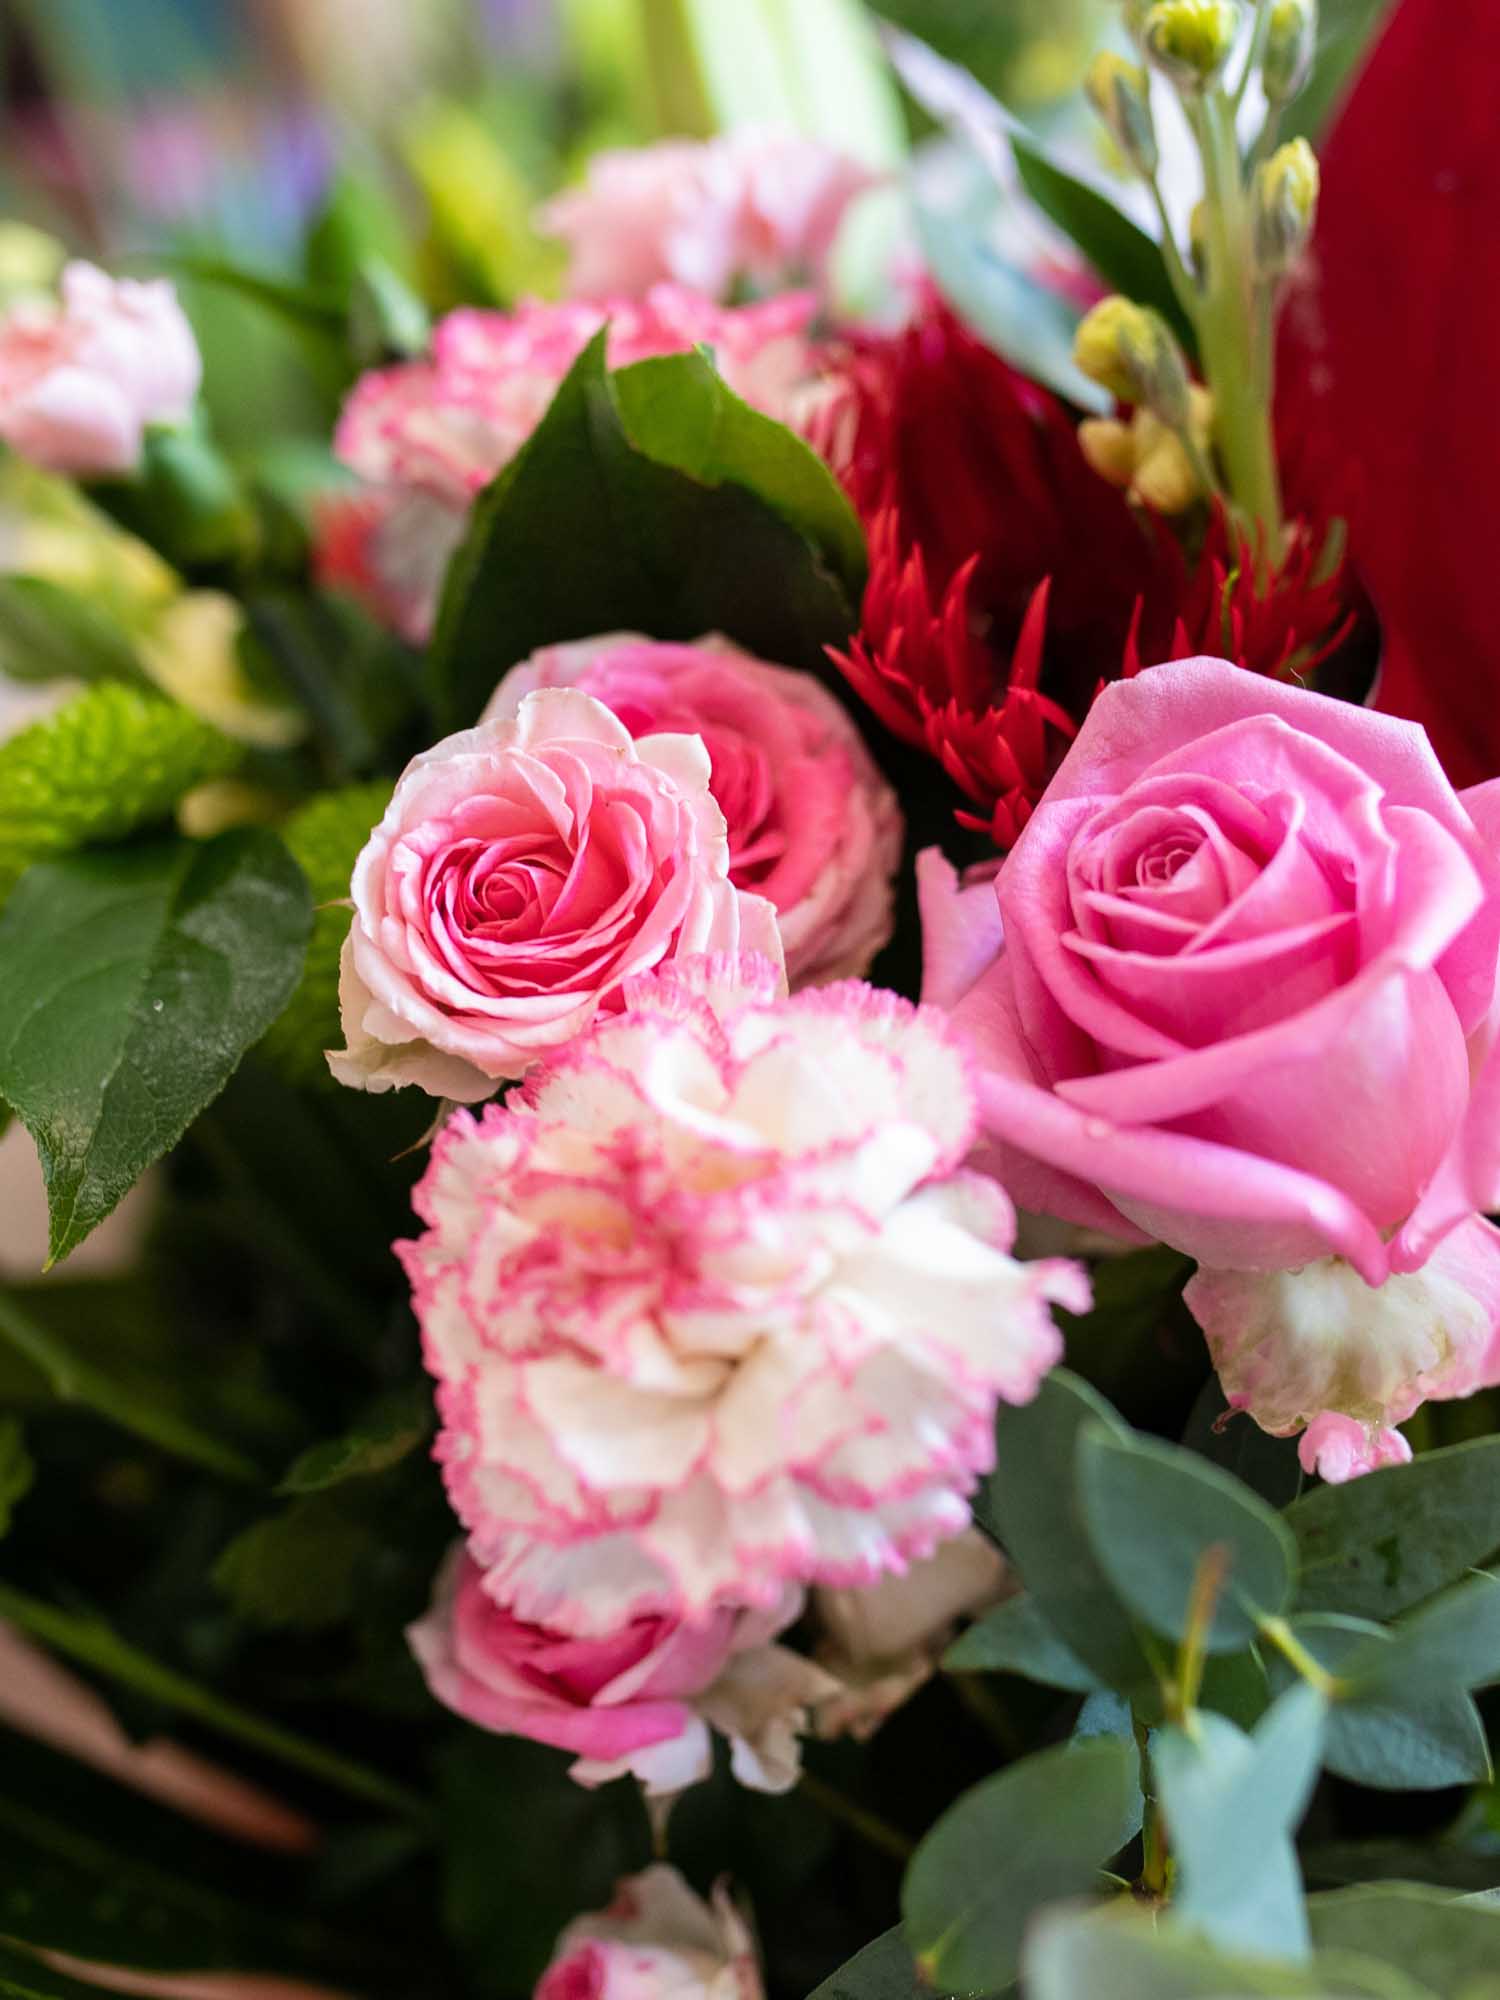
408, 1545, 834, 1795
924, 657, 1500, 1472
400, 954, 1085, 1631
539, 128, 876, 303
534, 1867, 762, 2000
318, 287, 816, 643
0, 262, 199, 476
485, 634, 901, 986
329, 689, 781, 1099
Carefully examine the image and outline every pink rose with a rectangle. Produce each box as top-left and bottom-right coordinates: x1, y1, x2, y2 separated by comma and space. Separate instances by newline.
485, 634, 902, 985
408, 1546, 827, 1795
925, 657, 1500, 1474
538, 128, 875, 303
400, 955, 1085, 1630
319, 288, 816, 643
535, 1867, 762, 2000
0, 261, 200, 476
328, 689, 782, 1099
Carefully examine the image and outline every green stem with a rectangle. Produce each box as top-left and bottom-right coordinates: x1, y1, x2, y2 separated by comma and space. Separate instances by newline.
0, 1580, 427, 1819
1147, 178, 1202, 328
1133, 1713, 1170, 1900
798, 1772, 914, 1863
1257, 1616, 1342, 1699
1233, 0, 1274, 109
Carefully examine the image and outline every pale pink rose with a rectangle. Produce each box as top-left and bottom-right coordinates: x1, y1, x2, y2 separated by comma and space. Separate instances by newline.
924, 657, 1500, 1468
319, 288, 816, 643
0, 261, 199, 476
535, 1867, 762, 2000
407, 1545, 826, 1795
484, 634, 901, 985
329, 689, 781, 1099
400, 954, 1086, 1631
539, 128, 875, 303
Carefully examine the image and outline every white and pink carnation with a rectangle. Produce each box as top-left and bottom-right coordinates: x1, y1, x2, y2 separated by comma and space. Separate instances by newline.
535, 1867, 762, 2000
318, 287, 817, 643
0, 261, 200, 477
408, 1545, 834, 1796
485, 634, 901, 986
329, 689, 781, 1100
399, 955, 1086, 1632
538, 127, 876, 304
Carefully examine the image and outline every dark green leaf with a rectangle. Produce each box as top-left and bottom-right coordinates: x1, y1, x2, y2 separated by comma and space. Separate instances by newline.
214, 1488, 375, 1631
1154, 1685, 1326, 1960
901, 1734, 1138, 1993
1011, 140, 1196, 356
1289, 1436, 1500, 1619
0, 576, 149, 686
157, 254, 347, 340
0, 1417, 33, 1535
1182, 1377, 1304, 1511
430, 331, 861, 732
1307, 1883, 1500, 1998
279, 1382, 433, 1493
1077, 1427, 1297, 1650
1342, 1571, 1500, 1700
942, 1591, 1102, 1691
0, 832, 311, 1264
806, 1927, 921, 2000
978, 1371, 1156, 1693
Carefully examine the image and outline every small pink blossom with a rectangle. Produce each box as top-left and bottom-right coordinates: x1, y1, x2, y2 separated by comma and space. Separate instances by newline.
539, 128, 876, 303
485, 634, 901, 985
0, 261, 200, 476
535, 1867, 762, 2000
400, 955, 1086, 1631
408, 1545, 831, 1795
924, 657, 1500, 1464
319, 288, 816, 643
329, 689, 781, 1099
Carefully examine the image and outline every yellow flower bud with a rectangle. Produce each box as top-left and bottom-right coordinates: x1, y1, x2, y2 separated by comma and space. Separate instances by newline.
1073, 296, 1192, 430
1085, 51, 1158, 178
1263, 0, 1317, 103
177, 779, 282, 840
1143, 0, 1241, 90
1078, 418, 1139, 489
1130, 418, 1201, 513
1080, 388, 1215, 515
1252, 137, 1320, 275
1121, 0, 1155, 43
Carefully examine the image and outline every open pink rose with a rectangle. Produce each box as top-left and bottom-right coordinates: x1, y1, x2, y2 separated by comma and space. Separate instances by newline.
538, 128, 875, 303
924, 658, 1500, 1476
535, 1868, 762, 2000
485, 634, 901, 985
328, 689, 782, 1099
408, 1546, 826, 1795
318, 288, 816, 643
0, 261, 200, 476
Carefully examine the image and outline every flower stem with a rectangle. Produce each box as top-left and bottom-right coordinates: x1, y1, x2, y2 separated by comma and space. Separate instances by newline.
1257, 1616, 1342, 1698
798, 1771, 914, 1862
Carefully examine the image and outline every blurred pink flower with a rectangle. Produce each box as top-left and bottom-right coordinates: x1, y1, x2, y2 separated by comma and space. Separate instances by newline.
329, 688, 780, 1099
539, 128, 875, 302
534, 1867, 762, 2000
318, 288, 816, 642
0, 262, 200, 476
399, 954, 1085, 1631
485, 633, 901, 986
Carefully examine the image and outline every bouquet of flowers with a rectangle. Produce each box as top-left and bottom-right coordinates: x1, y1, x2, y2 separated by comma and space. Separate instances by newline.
2, 0, 1499, 1993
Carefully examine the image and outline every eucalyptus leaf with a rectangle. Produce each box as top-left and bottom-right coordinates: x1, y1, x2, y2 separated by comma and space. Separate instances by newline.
0, 832, 310, 1265
1307, 1883, 1500, 1998
942, 1591, 1102, 1690
1341, 1571, 1500, 1700
805, 1927, 921, 2000
901, 1735, 1139, 1994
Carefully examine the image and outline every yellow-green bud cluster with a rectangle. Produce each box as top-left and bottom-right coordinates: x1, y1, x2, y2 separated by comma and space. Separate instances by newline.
1263, 0, 1317, 104
1085, 51, 1159, 178
1142, 0, 1241, 91
1252, 138, 1320, 276
1073, 296, 1192, 432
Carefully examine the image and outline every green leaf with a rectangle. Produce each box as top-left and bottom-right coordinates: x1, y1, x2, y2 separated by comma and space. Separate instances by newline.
0, 1290, 263, 1481
1307, 1884, 1500, 1999
806, 1927, 921, 2000
1154, 1685, 1327, 1960
1341, 1571, 1500, 1701
0, 575, 149, 686
1011, 140, 1197, 357
0, 681, 240, 902
428, 331, 861, 732
1289, 1435, 1500, 1620
347, 255, 431, 366
0, 1417, 33, 1535
279, 1382, 433, 1493
256, 779, 391, 1088
1282, 0, 1398, 145
977, 1370, 1156, 1692
1077, 1427, 1297, 1651
213, 1489, 375, 1631
1182, 1378, 1304, 1512
942, 1590, 1102, 1690
0, 832, 311, 1264
901, 1734, 1139, 1993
